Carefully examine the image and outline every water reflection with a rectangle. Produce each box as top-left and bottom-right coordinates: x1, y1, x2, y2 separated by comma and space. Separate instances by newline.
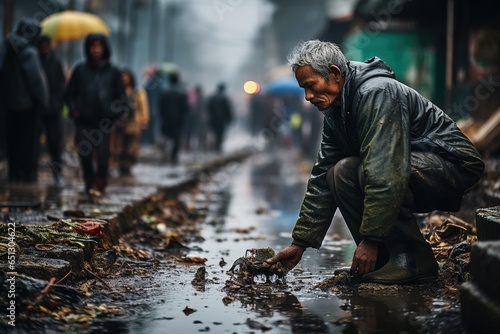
94, 148, 439, 334
333, 285, 435, 334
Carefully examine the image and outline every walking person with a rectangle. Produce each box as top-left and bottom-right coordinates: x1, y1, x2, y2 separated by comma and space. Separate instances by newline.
264, 40, 484, 284
158, 73, 189, 164
0, 18, 48, 182
64, 33, 126, 196
113, 68, 150, 176
207, 83, 233, 152
36, 34, 66, 185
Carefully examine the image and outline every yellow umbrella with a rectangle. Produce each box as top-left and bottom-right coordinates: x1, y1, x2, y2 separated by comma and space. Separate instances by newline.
41, 10, 110, 42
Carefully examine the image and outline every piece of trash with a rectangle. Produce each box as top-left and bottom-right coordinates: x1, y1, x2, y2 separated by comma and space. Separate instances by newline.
183, 306, 197, 315
156, 223, 168, 233
73, 221, 105, 237
228, 247, 284, 277
222, 296, 235, 305
192, 267, 206, 285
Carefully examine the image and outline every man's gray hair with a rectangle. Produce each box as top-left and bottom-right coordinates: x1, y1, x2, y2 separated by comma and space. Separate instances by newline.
287, 40, 347, 80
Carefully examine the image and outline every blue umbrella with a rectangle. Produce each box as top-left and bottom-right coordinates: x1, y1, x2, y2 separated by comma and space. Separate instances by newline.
266, 77, 304, 96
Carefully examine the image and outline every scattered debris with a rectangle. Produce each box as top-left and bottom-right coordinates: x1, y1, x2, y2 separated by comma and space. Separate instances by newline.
316, 212, 478, 295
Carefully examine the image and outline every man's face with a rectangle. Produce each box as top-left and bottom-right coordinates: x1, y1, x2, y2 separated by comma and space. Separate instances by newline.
295, 65, 343, 111
89, 39, 104, 61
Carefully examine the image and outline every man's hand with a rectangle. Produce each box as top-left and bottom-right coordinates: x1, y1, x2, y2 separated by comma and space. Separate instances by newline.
350, 239, 378, 275
263, 244, 306, 273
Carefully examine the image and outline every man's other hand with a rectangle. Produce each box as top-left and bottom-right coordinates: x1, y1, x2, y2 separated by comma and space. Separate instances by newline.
263, 244, 305, 273
351, 239, 378, 275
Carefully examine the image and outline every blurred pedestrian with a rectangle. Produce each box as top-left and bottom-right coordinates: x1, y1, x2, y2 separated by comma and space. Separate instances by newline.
185, 84, 208, 151
159, 73, 189, 164
36, 34, 66, 185
65, 33, 126, 196
114, 68, 150, 176
0, 18, 48, 182
194, 85, 210, 151
207, 83, 233, 152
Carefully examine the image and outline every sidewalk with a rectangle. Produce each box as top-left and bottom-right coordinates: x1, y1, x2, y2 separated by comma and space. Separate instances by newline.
0, 143, 254, 282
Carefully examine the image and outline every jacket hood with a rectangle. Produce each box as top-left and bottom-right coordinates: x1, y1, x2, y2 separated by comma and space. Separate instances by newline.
340, 57, 395, 113
345, 57, 395, 92
6, 18, 42, 52
83, 33, 111, 62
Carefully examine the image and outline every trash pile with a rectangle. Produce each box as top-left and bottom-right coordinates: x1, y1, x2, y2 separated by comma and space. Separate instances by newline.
224, 248, 287, 292
420, 213, 477, 288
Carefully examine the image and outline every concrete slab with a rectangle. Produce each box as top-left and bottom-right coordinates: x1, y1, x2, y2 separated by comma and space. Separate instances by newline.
476, 206, 500, 241
460, 240, 500, 333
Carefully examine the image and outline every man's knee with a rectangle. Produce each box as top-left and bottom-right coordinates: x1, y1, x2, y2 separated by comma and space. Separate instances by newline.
327, 157, 362, 191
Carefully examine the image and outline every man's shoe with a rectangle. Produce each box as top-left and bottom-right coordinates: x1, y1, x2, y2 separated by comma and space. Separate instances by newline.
361, 250, 438, 284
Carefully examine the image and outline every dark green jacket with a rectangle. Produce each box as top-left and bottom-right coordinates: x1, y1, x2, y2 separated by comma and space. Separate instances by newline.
292, 57, 484, 249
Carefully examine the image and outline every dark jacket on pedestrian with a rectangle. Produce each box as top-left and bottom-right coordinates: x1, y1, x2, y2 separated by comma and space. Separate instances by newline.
65, 33, 125, 126
207, 89, 233, 131
159, 82, 189, 138
0, 18, 48, 112
292, 57, 485, 249
39, 42, 66, 117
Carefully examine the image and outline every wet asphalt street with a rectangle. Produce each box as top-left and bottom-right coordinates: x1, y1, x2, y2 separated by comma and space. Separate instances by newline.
1, 127, 470, 334
81, 146, 464, 334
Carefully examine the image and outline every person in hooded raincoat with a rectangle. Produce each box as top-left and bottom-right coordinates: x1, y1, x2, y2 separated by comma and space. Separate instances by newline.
36, 34, 66, 185
158, 72, 189, 164
264, 40, 485, 285
64, 33, 126, 196
207, 83, 233, 152
0, 18, 49, 183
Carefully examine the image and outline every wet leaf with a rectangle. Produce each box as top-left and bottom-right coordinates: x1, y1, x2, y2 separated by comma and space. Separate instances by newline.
164, 236, 188, 249
192, 267, 206, 284
246, 318, 272, 331
35, 244, 56, 251
222, 296, 235, 305
180, 254, 208, 264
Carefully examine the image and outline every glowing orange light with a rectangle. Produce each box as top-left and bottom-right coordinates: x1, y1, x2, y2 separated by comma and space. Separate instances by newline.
243, 80, 260, 94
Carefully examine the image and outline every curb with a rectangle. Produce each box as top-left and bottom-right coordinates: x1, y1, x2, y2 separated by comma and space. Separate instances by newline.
0, 148, 253, 282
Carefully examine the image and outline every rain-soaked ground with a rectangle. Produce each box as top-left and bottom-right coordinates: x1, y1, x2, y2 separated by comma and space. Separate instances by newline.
57, 147, 471, 334
2, 143, 480, 334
